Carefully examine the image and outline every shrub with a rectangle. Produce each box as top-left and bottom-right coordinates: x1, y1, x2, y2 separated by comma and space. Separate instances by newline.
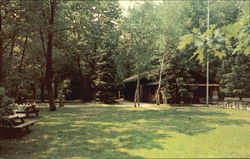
0, 87, 14, 119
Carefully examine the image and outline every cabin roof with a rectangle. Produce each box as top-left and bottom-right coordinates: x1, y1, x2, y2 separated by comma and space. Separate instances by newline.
123, 72, 148, 83
124, 74, 220, 87
123, 75, 139, 83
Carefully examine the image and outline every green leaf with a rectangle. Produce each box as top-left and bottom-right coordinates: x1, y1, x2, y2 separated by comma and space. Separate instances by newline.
177, 34, 193, 50
190, 47, 204, 64
214, 51, 226, 59
243, 46, 250, 55
226, 22, 242, 37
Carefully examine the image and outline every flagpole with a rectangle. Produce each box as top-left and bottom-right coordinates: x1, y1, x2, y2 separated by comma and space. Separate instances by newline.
206, 0, 210, 106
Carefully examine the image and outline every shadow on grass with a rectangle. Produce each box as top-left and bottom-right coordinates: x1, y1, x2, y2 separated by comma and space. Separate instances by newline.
1, 106, 249, 158
0, 129, 31, 139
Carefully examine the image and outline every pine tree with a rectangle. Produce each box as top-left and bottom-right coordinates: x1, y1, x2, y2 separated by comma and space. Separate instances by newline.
95, 52, 117, 103
162, 54, 196, 104
219, 54, 250, 100
91, 1, 120, 103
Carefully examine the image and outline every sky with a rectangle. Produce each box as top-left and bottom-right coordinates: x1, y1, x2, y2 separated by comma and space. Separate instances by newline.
119, 1, 135, 9
119, 1, 162, 12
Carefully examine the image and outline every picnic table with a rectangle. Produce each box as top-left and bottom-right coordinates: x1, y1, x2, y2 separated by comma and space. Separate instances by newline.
15, 105, 40, 117
1, 113, 37, 132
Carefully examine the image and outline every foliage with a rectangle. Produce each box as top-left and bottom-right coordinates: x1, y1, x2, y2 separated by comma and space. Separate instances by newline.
0, 1, 249, 104
95, 54, 117, 103
161, 54, 196, 104
0, 87, 14, 118
119, 1, 160, 76
217, 54, 250, 100
178, 1, 249, 64
58, 79, 70, 97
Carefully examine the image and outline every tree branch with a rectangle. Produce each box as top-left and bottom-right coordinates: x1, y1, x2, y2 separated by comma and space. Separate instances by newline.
39, 27, 47, 55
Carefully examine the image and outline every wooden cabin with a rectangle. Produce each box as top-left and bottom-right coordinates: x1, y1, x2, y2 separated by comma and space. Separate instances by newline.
123, 74, 220, 104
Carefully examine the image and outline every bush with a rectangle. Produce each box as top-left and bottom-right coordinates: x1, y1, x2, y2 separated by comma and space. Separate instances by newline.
0, 87, 14, 119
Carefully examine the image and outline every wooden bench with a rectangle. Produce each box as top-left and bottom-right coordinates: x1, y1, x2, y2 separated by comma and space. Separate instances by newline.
12, 120, 37, 131
0, 114, 37, 132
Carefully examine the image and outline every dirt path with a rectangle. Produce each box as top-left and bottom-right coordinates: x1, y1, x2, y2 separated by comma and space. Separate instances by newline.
117, 102, 162, 110
39, 102, 163, 110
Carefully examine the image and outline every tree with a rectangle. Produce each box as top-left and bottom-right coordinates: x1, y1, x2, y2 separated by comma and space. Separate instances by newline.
93, 1, 121, 103
120, 1, 160, 107
177, 1, 249, 101
152, 1, 185, 105
217, 54, 250, 100
178, 1, 248, 63
44, 0, 56, 111
0, 3, 3, 106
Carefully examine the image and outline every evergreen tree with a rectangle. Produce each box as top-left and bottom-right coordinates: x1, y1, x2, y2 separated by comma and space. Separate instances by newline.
218, 54, 250, 100
162, 53, 196, 104
93, 1, 121, 103
95, 52, 117, 103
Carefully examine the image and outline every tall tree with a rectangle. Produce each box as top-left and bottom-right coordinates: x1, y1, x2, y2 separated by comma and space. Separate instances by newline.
93, 1, 121, 103
120, 2, 160, 107
218, 54, 250, 100
0, 3, 3, 89
46, 0, 56, 111
0, 3, 3, 106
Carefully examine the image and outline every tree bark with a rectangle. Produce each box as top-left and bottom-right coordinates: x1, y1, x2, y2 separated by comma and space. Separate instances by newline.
13, 35, 28, 99
40, 74, 45, 102
8, 36, 15, 69
46, 0, 56, 111
155, 54, 165, 105
0, 6, 3, 88
39, 27, 47, 55
134, 74, 140, 107
18, 36, 28, 72
0, 8, 3, 106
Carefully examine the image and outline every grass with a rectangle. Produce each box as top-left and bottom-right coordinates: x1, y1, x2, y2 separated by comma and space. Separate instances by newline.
0, 103, 250, 158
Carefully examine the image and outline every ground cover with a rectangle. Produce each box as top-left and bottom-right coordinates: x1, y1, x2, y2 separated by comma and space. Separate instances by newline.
1, 103, 250, 158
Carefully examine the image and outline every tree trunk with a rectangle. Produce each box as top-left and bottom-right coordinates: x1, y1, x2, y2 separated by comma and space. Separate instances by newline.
18, 36, 28, 73
175, 86, 180, 105
59, 93, 64, 107
134, 74, 140, 107
46, 0, 56, 111
155, 54, 165, 105
0, 8, 3, 106
161, 91, 167, 104
40, 74, 45, 102
13, 36, 28, 99
8, 36, 15, 69
54, 81, 58, 99
76, 56, 88, 102
33, 85, 36, 99
0, 7, 3, 88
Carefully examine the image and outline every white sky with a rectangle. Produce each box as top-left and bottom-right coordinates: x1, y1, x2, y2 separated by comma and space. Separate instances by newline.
119, 1, 162, 12
119, 1, 136, 9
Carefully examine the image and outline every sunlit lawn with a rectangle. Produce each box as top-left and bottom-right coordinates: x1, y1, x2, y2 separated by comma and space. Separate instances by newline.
1, 103, 250, 158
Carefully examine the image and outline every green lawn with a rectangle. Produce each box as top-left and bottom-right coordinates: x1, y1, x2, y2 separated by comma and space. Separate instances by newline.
1, 103, 250, 158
